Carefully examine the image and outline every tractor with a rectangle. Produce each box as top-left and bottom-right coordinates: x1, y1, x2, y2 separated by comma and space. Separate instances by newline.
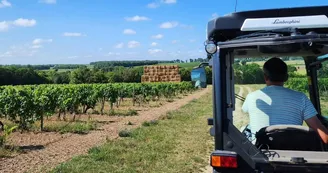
200, 5, 328, 173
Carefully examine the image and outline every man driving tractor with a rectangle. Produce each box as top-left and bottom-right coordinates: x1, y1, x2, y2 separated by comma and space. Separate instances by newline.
242, 57, 328, 144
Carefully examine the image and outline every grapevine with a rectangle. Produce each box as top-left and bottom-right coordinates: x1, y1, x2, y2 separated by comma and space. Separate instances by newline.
0, 82, 196, 130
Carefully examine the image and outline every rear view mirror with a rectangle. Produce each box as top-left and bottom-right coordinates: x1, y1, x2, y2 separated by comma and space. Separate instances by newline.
191, 66, 207, 88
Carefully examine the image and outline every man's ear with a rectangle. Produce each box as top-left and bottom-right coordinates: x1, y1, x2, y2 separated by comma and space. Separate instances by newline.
263, 73, 269, 81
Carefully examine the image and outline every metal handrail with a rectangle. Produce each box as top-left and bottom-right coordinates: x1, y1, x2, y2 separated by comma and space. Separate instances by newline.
235, 94, 245, 102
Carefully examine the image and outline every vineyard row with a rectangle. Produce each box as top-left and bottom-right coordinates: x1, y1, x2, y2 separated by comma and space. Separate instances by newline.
285, 78, 328, 94
0, 82, 196, 130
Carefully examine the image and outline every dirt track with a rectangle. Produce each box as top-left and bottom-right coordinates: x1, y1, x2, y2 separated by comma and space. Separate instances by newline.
0, 87, 210, 173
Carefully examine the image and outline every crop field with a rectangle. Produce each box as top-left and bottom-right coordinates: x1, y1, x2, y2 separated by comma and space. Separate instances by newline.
1, 81, 327, 173
158, 62, 200, 68
253, 60, 307, 74
0, 81, 214, 173
0, 82, 195, 131
1, 59, 328, 173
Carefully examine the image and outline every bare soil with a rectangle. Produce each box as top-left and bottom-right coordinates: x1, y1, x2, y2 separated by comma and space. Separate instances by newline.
0, 88, 210, 173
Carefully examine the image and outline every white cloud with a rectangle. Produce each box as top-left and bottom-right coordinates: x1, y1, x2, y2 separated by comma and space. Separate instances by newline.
1, 44, 38, 58
147, 0, 176, 8
32, 38, 53, 45
30, 38, 52, 50
63, 32, 85, 37
152, 34, 163, 39
123, 29, 136, 35
148, 49, 162, 54
128, 41, 140, 48
0, 21, 9, 31
0, 51, 12, 58
126, 52, 138, 55
189, 39, 196, 43
212, 13, 218, 18
0, 0, 11, 8
159, 21, 179, 29
147, 2, 159, 8
114, 43, 124, 49
151, 42, 158, 46
108, 52, 121, 56
39, 0, 56, 4
12, 18, 36, 27
180, 24, 193, 29
68, 56, 78, 59
161, 0, 176, 4
31, 45, 43, 49
172, 40, 179, 44
125, 15, 150, 22
0, 18, 36, 32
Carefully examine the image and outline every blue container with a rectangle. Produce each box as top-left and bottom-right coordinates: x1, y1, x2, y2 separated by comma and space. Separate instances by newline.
191, 67, 207, 88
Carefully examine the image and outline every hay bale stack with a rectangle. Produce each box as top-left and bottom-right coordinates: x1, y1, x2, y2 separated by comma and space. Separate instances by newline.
141, 65, 181, 82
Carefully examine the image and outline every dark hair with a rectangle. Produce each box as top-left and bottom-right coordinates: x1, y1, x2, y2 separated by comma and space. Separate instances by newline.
263, 57, 288, 82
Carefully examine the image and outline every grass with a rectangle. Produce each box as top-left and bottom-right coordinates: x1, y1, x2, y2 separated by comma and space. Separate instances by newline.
0, 145, 22, 158
118, 130, 132, 137
141, 120, 159, 127
108, 109, 138, 116
0, 119, 18, 130
43, 121, 97, 134
235, 86, 240, 94
296, 68, 307, 75
50, 92, 213, 173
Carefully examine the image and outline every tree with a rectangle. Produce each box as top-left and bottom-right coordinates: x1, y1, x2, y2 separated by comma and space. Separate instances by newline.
179, 67, 192, 81
53, 72, 71, 84
233, 63, 265, 84
287, 65, 297, 73
70, 67, 93, 84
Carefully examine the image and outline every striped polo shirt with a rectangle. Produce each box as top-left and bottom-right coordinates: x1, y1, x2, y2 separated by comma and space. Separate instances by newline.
242, 85, 318, 135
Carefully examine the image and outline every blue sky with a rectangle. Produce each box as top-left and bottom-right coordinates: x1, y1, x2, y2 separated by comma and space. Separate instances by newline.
0, 0, 328, 65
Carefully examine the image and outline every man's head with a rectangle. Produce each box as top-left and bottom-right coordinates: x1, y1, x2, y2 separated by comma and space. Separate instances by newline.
263, 57, 288, 86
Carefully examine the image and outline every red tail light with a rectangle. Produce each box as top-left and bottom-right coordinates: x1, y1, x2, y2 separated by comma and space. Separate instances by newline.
211, 153, 238, 168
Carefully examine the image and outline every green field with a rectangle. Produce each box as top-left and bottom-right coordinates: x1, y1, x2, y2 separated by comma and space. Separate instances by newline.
39, 60, 305, 74
252, 60, 306, 75
40, 65, 94, 72
40, 62, 200, 72
252, 60, 305, 66
158, 62, 200, 68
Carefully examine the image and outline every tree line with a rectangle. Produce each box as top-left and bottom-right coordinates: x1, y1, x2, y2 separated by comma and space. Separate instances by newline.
0, 61, 315, 86
0, 64, 87, 70
90, 60, 206, 72
0, 60, 181, 71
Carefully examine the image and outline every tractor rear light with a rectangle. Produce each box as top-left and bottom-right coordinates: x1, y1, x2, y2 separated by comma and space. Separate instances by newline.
210, 151, 238, 168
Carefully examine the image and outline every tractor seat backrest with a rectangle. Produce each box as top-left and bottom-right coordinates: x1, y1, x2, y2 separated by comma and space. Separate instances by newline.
255, 125, 325, 151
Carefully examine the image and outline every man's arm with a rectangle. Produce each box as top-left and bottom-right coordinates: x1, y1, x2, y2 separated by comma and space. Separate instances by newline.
305, 116, 328, 144
302, 94, 328, 144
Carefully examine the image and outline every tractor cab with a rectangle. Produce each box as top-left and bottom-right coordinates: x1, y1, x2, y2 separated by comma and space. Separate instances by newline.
205, 6, 328, 173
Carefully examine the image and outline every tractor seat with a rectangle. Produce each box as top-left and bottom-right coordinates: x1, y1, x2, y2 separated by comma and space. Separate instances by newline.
255, 125, 326, 151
